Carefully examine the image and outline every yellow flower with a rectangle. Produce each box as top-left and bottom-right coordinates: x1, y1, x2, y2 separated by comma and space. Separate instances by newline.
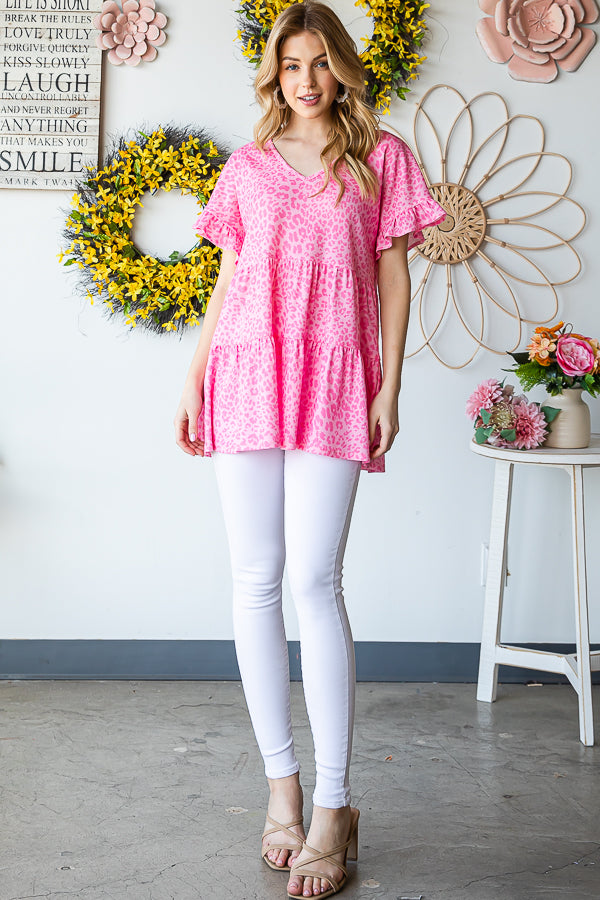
64, 127, 228, 331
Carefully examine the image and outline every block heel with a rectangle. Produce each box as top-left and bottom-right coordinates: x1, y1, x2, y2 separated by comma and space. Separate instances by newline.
347, 810, 359, 860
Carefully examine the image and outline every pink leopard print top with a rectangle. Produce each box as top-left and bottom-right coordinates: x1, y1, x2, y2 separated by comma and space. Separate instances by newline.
194, 129, 446, 473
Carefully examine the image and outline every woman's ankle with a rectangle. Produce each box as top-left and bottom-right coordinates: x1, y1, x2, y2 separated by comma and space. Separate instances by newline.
267, 771, 302, 792
309, 803, 352, 826
266, 773, 304, 814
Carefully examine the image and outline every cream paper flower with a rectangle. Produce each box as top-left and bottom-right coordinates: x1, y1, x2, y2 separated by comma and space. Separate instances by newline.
401, 84, 585, 368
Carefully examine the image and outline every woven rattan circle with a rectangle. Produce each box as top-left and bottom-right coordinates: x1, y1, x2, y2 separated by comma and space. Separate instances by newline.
417, 182, 487, 264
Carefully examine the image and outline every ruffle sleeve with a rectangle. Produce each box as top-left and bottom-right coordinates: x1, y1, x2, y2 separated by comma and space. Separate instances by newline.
375, 133, 447, 259
194, 151, 245, 257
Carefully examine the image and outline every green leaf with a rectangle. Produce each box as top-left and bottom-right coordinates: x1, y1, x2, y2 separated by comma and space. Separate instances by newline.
81, 231, 108, 242
506, 351, 530, 365
511, 360, 548, 392
483, 426, 494, 438
587, 381, 600, 398
480, 409, 491, 425
475, 427, 487, 444
542, 406, 561, 423
63, 258, 76, 266
546, 380, 565, 396
500, 429, 516, 441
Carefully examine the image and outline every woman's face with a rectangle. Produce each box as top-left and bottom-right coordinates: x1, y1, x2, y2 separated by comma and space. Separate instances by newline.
277, 30, 340, 123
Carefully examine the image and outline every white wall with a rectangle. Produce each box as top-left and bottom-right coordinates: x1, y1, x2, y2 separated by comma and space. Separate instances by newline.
1, 0, 599, 645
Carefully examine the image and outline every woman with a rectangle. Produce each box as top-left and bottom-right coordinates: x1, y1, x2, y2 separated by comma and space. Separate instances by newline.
174, 3, 446, 897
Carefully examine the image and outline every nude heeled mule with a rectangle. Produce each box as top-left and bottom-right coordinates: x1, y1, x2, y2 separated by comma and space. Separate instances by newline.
287, 806, 360, 898
261, 814, 305, 871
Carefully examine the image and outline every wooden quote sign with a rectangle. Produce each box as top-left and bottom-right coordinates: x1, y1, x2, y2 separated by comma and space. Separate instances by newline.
0, 0, 102, 190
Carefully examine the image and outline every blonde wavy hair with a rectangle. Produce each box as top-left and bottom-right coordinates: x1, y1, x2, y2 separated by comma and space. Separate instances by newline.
253, 1, 382, 206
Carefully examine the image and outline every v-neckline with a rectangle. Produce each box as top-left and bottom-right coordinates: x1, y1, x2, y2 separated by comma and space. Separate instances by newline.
268, 138, 326, 180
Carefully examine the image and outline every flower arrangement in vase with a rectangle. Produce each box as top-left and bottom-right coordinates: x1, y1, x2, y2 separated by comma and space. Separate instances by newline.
466, 379, 558, 449
506, 322, 600, 448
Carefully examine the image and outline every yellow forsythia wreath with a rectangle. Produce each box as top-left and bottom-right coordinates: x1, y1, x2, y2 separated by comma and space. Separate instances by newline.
60, 125, 230, 333
235, 0, 430, 112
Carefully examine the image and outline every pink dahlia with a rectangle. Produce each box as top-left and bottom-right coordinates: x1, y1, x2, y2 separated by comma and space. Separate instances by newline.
555, 335, 596, 376
466, 378, 503, 420
513, 401, 548, 449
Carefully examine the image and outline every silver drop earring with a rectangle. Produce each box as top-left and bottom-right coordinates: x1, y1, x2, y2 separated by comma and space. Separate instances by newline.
273, 84, 287, 109
335, 85, 349, 103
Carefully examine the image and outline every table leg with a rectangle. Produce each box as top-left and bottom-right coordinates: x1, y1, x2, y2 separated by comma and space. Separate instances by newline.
569, 464, 594, 746
477, 459, 513, 703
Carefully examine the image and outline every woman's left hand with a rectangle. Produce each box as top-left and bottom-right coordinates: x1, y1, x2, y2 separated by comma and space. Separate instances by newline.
368, 386, 399, 459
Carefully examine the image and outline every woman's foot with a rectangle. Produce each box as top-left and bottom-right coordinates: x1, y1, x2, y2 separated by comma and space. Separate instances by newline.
262, 772, 306, 868
287, 804, 353, 896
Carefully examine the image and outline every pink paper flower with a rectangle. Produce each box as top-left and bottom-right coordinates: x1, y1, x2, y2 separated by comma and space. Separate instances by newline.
513, 400, 548, 449
466, 378, 503, 420
476, 0, 599, 83
94, 0, 167, 67
555, 335, 596, 376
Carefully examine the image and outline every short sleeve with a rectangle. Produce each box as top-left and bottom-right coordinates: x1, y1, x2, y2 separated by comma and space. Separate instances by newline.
375, 134, 447, 259
194, 151, 245, 257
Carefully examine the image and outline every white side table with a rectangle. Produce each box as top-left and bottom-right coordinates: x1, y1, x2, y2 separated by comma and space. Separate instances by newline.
471, 435, 600, 746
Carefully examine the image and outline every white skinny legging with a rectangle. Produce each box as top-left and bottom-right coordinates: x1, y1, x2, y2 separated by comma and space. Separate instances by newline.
212, 447, 361, 809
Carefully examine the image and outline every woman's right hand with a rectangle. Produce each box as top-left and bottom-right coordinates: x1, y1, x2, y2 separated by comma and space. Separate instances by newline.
174, 382, 205, 456
173, 249, 238, 458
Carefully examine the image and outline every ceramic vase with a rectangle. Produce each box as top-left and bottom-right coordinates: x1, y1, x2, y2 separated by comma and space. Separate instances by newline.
541, 388, 591, 449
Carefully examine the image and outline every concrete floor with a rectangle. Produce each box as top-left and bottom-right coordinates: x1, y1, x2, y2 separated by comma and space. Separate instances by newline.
0, 680, 599, 900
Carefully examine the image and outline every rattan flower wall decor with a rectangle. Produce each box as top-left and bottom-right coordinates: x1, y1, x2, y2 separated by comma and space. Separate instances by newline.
94, 0, 167, 66
235, 0, 430, 111
396, 84, 585, 369
476, 0, 598, 83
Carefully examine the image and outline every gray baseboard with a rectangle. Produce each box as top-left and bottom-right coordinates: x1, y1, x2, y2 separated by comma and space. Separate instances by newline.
0, 640, 599, 683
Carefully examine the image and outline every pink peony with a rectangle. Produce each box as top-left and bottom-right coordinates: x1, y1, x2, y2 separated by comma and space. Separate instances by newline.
555, 335, 595, 376
476, 0, 599, 84
466, 378, 503, 420
513, 401, 548, 449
